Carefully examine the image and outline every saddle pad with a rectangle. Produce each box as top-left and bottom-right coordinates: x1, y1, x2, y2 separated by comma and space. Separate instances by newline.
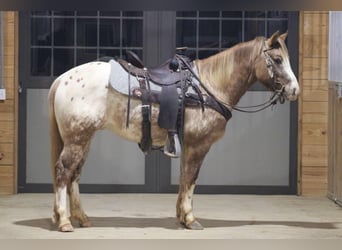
108, 59, 162, 95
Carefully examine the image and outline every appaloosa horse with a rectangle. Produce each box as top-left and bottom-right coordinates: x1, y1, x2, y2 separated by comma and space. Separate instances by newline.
48, 31, 299, 232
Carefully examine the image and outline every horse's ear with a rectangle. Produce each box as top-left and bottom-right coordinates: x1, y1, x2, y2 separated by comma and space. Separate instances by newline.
280, 31, 288, 41
267, 31, 280, 48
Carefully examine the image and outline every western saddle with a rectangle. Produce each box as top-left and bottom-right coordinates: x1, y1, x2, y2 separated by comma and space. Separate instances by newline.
118, 50, 193, 158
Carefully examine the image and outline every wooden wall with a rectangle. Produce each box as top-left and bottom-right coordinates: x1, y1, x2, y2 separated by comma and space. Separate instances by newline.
298, 11, 329, 196
0, 12, 18, 194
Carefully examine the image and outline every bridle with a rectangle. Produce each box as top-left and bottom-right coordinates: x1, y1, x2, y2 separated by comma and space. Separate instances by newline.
233, 40, 287, 113
262, 40, 287, 101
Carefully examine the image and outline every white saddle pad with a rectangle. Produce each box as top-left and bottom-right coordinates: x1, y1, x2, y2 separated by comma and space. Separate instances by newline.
108, 60, 162, 95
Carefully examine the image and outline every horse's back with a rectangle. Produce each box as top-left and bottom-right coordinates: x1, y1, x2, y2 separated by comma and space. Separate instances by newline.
51, 61, 111, 135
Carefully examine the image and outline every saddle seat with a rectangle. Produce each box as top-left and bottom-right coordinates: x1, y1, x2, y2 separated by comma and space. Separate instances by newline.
121, 50, 190, 86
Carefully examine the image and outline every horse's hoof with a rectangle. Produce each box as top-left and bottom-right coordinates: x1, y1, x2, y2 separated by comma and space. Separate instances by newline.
80, 220, 92, 227
185, 220, 204, 230
59, 223, 74, 232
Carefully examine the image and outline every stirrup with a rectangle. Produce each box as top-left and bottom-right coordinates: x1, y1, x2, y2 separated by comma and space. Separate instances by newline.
164, 133, 181, 158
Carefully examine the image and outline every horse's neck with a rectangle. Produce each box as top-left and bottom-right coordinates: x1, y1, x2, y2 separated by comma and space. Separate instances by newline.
196, 40, 260, 108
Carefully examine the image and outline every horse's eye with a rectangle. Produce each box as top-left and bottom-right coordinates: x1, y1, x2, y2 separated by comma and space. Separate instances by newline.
274, 57, 282, 65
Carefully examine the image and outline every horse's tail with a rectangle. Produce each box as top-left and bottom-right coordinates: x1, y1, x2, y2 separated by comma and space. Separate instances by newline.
48, 79, 63, 190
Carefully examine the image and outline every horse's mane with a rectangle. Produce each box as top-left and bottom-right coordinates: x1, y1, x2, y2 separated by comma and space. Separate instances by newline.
196, 37, 265, 88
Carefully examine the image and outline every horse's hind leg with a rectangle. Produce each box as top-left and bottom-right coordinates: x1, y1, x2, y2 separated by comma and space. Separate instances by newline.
53, 143, 89, 232
68, 144, 91, 227
68, 178, 91, 227
176, 143, 211, 230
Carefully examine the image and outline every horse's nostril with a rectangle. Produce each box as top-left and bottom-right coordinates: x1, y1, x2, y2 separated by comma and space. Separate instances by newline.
292, 88, 296, 96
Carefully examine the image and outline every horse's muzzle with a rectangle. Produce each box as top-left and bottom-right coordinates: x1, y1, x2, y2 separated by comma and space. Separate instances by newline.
285, 87, 299, 101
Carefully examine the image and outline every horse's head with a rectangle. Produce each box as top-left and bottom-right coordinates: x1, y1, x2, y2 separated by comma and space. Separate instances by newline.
255, 31, 300, 101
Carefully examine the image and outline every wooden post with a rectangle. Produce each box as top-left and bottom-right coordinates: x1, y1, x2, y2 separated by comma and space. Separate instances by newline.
0, 12, 18, 194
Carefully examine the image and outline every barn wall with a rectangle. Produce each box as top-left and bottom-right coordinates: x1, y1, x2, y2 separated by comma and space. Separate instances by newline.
298, 11, 329, 196
0, 12, 18, 194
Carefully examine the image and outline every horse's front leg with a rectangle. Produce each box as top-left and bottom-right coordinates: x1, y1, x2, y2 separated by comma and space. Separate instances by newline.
176, 143, 211, 230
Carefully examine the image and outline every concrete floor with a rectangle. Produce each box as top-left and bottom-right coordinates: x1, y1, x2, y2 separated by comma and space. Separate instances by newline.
0, 193, 341, 239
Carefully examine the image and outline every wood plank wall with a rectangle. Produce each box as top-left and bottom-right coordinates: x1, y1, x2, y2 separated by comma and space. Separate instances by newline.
0, 12, 18, 194
298, 11, 329, 196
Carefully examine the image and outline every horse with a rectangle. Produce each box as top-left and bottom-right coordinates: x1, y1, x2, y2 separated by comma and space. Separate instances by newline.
48, 31, 299, 232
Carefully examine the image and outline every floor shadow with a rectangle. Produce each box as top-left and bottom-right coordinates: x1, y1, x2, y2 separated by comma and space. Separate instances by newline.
14, 217, 339, 231
14, 218, 56, 231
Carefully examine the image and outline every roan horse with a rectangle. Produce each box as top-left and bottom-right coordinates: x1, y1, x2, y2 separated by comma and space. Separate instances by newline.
48, 31, 299, 232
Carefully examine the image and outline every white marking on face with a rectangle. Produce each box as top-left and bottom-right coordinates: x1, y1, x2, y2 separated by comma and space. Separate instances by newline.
283, 57, 300, 100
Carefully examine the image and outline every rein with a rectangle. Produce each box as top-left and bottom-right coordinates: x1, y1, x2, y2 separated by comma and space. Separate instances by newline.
232, 86, 285, 113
